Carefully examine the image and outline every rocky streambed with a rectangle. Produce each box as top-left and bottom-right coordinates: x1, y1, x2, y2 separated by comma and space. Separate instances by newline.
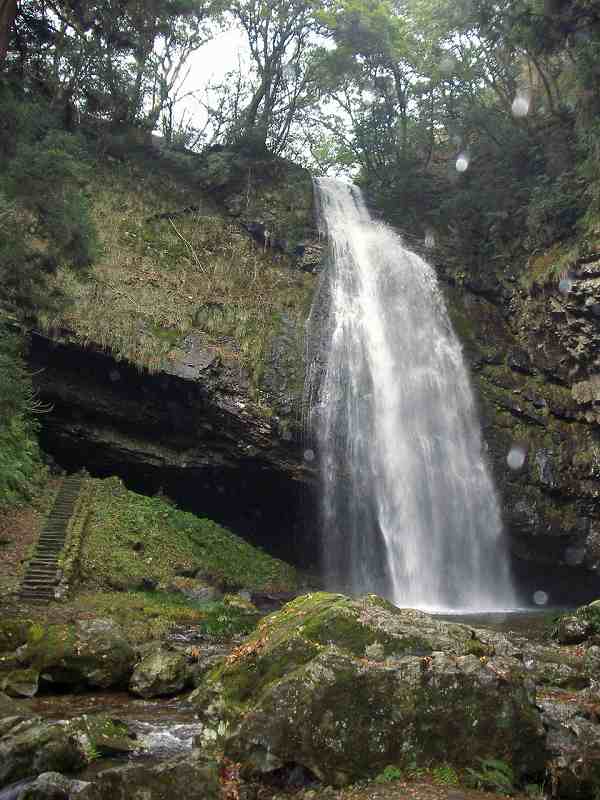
2, 594, 600, 799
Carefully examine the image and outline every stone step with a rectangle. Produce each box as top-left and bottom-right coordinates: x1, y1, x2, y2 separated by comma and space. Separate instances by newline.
26, 569, 58, 576
26, 568, 57, 574
19, 475, 86, 601
19, 594, 54, 602
20, 585, 55, 593
19, 592, 54, 605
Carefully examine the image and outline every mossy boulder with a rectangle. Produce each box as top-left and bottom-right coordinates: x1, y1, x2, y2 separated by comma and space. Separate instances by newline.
556, 615, 592, 645
68, 714, 138, 756
129, 648, 190, 698
18, 619, 135, 689
0, 668, 39, 698
0, 717, 86, 788
0, 620, 34, 654
87, 751, 220, 800
0, 691, 30, 730
17, 772, 92, 800
190, 593, 546, 785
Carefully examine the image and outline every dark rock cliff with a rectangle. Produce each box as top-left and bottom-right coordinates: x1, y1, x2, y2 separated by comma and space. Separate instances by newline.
442, 254, 600, 601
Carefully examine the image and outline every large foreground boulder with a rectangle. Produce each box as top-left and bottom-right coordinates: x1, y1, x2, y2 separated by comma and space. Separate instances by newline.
190, 592, 547, 785
16, 619, 135, 689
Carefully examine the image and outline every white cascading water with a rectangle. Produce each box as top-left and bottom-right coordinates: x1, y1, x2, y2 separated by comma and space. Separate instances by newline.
308, 178, 515, 611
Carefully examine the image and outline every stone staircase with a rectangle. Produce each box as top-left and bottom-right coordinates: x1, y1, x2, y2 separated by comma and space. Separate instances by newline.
19, 474, 85, 603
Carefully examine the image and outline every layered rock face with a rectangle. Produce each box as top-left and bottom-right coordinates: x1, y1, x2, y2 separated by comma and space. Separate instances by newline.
442, 253, 600, 601
30, 331, 315, 565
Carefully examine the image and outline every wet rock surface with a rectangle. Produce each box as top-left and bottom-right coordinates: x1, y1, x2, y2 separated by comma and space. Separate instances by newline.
441, 257, 600, 595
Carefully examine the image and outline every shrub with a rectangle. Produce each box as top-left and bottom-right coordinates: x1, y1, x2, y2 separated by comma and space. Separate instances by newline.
0, 86, 98, 316
465, 757, 515, 795
0, 330, 45, 508
375, 765, 403, 783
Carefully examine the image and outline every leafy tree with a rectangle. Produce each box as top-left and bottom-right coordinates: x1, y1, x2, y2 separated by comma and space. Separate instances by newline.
0, 0, 17, 66
0, 327, 45, 509
8, 1, 220, 132
224, 0, 324, 153
0, 84, 97, 317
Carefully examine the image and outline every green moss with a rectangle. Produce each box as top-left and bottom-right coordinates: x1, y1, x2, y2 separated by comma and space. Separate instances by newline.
79, 477, 298, 593
68, 713, 137, 755
0, 620, 35, 653
465, 638, 490, 658
24, 624, 78, 671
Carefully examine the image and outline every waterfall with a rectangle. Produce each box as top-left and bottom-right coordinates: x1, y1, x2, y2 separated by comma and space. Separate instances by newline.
307, 178, 515, 611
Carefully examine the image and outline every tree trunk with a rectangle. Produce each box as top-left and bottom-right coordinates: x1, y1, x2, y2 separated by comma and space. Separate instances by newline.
0, 0, 17, 68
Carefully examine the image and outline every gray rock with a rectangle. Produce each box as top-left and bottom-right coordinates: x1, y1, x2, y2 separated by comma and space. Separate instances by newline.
16, 772, 92, 800
129, 648, 189, 698
191, 593, 547, 785
0, 718, 86, 788
556, 615, 592, 645
538, 689, 600, 798
88, 751, 220, 800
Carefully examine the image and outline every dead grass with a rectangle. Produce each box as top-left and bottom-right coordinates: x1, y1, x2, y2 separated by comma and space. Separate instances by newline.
39, 158, 316, 387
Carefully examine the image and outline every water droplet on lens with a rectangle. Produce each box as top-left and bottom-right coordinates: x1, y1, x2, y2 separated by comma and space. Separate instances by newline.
304, 448, 315, 462
558, 276, 573, 295
456, 152, 469, 172
283, 61, 297, 81
507, 444, 526, 470
533, 590, 548, 606
439, 54, 456, 75
511, 91, 530, 118
564, 546, 585, 566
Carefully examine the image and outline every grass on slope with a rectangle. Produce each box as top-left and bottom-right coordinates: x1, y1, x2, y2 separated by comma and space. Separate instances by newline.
79, 477, 298, 593
39, 156, 315, 387
53, 589, 261, 643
